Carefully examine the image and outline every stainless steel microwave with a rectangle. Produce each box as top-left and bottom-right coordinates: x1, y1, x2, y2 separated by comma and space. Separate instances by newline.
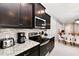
35, 16, 46, 29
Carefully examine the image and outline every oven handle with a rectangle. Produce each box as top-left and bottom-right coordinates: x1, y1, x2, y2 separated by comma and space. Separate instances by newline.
40, 40, 49, 46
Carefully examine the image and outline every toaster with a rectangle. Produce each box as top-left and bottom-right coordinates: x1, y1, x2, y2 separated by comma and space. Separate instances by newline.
0, 38, 15, 49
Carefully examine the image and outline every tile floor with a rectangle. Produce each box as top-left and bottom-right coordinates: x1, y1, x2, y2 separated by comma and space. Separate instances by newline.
48, 41, 79, 56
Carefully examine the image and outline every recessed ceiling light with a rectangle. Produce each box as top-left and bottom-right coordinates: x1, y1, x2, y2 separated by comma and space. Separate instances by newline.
75, 20, 79, 24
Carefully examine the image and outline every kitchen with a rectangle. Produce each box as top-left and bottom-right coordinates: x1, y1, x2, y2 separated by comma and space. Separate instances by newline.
1, 2, 79, 56
0, 3, 55, 56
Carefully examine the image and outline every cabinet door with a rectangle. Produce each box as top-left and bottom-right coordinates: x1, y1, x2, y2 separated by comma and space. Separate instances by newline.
49, 37, 55, 53
20, 3, 33, 28
28, 45, 40, 56
42, 13, 50, 29
35, 3, 45, 18
40, 44, 48, 56
46, 14, 50, 29
0, 3, 20, 27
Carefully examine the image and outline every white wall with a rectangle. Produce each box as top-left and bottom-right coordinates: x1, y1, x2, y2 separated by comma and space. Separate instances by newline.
64, 24, 74, 34
74, 24, 79, 33
64, 23, 79, 34
46, 15, 63, 41
56, 21, 64, 33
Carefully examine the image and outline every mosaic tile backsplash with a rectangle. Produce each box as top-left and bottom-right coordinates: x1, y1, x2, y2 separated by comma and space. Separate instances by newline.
0, 28, 46, 42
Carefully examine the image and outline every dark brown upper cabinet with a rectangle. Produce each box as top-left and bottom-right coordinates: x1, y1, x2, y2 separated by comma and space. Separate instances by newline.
45, 13, 51, 29
0, 3, 20, 27
34, 3, 46, 19
34, 3, 51, 29
42, 13, 51, 29
0, 3, 33, 28
20, 3, 33, 28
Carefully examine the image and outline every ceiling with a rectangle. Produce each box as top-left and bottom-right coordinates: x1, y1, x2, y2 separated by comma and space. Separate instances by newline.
42, 3, 79, 24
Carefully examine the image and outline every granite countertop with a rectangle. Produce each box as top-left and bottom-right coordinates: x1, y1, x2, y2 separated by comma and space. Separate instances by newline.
46, 35, 54, 39
0, 40, 40, 56
41, 34, 54, 39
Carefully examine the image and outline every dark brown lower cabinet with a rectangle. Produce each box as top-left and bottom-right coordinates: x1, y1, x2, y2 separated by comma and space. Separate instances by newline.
40, 41, 49, 56
40, 37, 55, 56
49, 37, 55, 53
16, 45, 40, 56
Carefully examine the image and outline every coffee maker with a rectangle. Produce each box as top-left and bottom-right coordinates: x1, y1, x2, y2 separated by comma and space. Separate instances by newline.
17, 32, 26, 44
